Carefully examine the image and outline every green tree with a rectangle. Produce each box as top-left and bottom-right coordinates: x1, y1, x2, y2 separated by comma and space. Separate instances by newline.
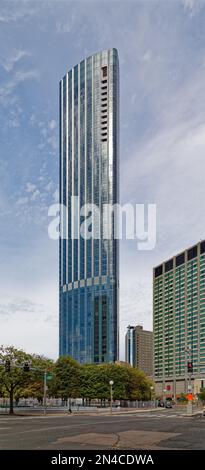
0, 346, 54, 413
49, 356, 80, 403
17, 354, 54, 403
79, 363, 151, 402
198, 388, 205, 404
79, 363, 126, 401
0, 345, 33, 414
126, 367, 151, 401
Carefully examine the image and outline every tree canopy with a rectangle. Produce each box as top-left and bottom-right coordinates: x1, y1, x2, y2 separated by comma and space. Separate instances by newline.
0, 345, 153, 413
0, 345, 54, 413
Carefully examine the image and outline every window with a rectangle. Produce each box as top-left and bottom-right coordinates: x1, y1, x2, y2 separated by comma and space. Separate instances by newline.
165, 259, 173, 273
102, 66, 107, 77
188, 245, 197, 261
176, 252, 185, 267
201, 241, 205, 255
155, 265, 163, 278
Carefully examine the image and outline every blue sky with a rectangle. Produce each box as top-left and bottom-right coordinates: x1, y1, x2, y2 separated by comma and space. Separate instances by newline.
1, 0, 205, 359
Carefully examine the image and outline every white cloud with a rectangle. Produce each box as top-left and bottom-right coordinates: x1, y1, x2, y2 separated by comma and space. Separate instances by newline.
31, 189, 40, 201
0, 50, 31, 73
142, 50, 152, 63
26, 182, 36, 193
45, 181, 53, 192
47, 135, 58, 151
0, 4, 39, 24
49, 119, 57, 130
7, 117, 20, 128
56, 21, 72, 34
53, 189, 59, 203
16, 196, 28, 205
0, 296, 57, 358
182, 0, 205, 13
0, 69, 39, 104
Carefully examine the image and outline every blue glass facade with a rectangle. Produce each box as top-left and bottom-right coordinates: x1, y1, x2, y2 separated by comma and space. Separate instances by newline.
59, 49, 119, 364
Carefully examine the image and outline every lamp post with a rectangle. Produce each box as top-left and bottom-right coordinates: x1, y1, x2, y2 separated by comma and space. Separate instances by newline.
163, 388, 167, 406
109, 380, 114, 414
150, 386, 154, 403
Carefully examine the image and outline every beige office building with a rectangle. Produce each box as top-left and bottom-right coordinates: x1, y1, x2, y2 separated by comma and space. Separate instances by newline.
125, 325, 153, 376
153, 240, 205, 398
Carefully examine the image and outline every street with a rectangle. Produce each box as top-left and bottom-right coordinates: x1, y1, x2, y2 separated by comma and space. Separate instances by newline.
0, 409, 205, 450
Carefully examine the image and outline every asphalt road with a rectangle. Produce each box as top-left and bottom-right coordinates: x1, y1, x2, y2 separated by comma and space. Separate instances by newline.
0, 410, 204, 450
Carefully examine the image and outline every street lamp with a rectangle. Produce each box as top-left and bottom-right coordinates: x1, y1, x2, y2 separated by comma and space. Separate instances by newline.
163, 388, 167, 405
109, 380, 114, 414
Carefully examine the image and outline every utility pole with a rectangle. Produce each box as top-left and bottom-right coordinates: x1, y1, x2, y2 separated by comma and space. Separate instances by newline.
185, 347, 193, 416
109, 380, 114, 414
43, 371, 47, 415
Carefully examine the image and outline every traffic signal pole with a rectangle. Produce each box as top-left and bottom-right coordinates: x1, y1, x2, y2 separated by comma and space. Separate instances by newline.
43, 371, 47, 415
185, 348, 193, 416
0, 360, 49, 415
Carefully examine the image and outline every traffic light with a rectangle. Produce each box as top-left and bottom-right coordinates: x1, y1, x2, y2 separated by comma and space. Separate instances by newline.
23, 361, 30, 372
187, 361, 193, 373
5, 360, 10, 373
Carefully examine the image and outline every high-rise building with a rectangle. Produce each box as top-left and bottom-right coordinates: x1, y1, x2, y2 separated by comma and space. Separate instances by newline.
59, 49, 119, 364
125, 325, 135, 367
153, 240, 205, 398
125, 325, 153, 376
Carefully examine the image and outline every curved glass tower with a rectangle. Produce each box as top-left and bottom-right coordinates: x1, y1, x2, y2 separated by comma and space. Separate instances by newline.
59, 48, 119, 364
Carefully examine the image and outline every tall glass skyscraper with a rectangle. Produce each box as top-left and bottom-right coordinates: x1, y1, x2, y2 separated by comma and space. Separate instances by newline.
59, 49, 119, 364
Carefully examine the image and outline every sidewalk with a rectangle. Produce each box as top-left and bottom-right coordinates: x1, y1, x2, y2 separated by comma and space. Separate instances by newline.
0, 407, 165, 419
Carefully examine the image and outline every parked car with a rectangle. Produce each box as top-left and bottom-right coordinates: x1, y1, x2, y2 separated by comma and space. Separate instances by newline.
165, 401, 172, 408
158, 400, 165, 407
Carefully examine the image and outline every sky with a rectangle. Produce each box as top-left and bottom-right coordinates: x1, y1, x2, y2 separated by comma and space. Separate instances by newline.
1, 0, 205, 360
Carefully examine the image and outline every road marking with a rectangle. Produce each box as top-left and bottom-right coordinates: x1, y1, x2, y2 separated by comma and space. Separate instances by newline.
0, 412, 190, 440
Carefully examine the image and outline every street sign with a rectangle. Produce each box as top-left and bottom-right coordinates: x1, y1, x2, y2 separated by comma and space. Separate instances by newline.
46, 373, 53, 381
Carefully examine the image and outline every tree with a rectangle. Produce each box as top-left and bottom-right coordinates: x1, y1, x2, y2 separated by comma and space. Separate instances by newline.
17, 354, 54, 403
198, 388, 205, 404
49, 356, 80, 403
0, 346, 54, 413
79, 363, 151, 402
0, 345, 33, 414
125, 367, 152, 401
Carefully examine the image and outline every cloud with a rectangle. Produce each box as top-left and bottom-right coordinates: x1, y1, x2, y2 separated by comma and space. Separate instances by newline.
0, 69, 39, 105
47, 135, 58, 151
0, 50, 31, 73
0, 3, 39, 24
142, 50, 152, 63
16, 196, 29, 205
182, 0, 205, 13
52, 189, 59, 203
31, 189, 40, 201
0, 296, 58, 358
56, 16, 75, 34
45, 181, 53, 192
26, 182, 36, 193
49, 119, 57, 130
